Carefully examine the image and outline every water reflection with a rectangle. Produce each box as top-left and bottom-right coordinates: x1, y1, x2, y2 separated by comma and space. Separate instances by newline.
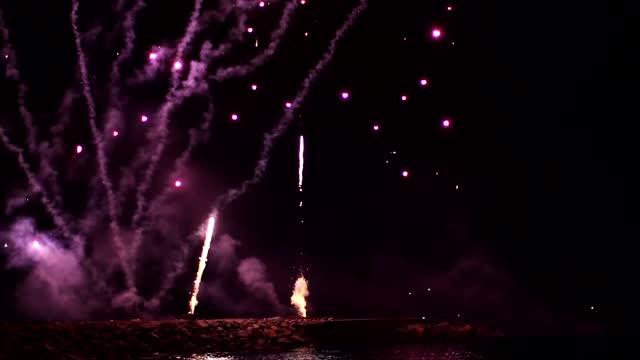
161, 345, 481, 360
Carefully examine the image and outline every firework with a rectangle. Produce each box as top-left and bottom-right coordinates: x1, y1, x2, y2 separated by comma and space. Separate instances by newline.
188, 215, 217, 314
298, 135, 305, 190
291, 275, 309, 317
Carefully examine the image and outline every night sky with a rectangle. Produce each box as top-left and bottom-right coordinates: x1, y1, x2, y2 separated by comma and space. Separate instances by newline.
0, 0, 623, 333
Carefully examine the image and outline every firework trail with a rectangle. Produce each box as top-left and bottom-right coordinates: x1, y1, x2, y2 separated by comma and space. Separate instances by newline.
291, 275, 309, 317
131, 0, 206, 230
214, 0, 368, 209
298, 135, 304, 191
70, 0, 132, 289
0, 128, 77, 248
104, 0, 146, 137
211, 0, 298, 82
188, 214, 217, 314
0, 14, 37, 155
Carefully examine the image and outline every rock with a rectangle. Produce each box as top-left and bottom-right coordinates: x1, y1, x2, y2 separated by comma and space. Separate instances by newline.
195, 320, 209, 328
277, 337, 292, 344
238, 330, 248, 337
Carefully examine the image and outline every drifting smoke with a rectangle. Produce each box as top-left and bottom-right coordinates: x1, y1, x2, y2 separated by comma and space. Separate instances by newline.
210, 233, 241, 272
1, 218, 97, 320
291, 275, 309, 317
238, 257, 284, 313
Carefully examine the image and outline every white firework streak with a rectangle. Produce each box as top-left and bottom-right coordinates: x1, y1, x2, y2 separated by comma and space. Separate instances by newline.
70, 0, 132, 289
298, 135, 304, 190
188, 214, 216, 314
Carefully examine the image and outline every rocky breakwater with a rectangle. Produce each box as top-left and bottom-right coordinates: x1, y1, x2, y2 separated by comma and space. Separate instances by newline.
0, 317, 323, 359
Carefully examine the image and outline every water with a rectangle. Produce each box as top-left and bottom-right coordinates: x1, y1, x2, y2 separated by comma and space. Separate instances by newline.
155, 345, 483, 360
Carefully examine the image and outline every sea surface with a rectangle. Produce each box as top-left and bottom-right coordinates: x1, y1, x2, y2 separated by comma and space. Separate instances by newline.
151, 340, 594, 360
156, 346, 481, 360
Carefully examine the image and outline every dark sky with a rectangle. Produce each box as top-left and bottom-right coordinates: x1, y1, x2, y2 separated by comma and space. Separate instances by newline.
0, 0, 622, 333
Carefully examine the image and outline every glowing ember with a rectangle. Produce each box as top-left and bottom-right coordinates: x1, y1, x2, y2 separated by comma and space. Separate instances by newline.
149, 52, 158, 60
291, 275, 309, 317
285, 102, 293, 108
432, 28, 442, 39
113, 131, 119, 137
402, 170, 409, 177
259, 1, 265, 7
401, 95, 408, 101
251, 84, 258, 90
189, 215, 217, 314
341, 91, 350, 100
76, 145, 83, 154
231, 113, 239, 121
173, 61, 183, 70
141, 115, 149, 122
247, 27, 254, 33
174, 180, 183, 188
300, 0, 306, 4
32, 240, 40, 249
304, 32, 309, 36
373, 124, 380, 131
420, 79, 428, 86
442, 119, 451, 128
447, 6, 453, 10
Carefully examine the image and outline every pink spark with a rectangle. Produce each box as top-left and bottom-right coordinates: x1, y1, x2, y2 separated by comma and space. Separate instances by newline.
442, 119, 451, 128
432, 28, 442, 39
420, 79, 428, 86
285, 102, 293, 108
173, 61, 183, 70
259, 1, 265, 7
141, 115, 149, 122
174, 180, 183, 188
401, 95, 408, 101
341, 91, 350, 100
231, 113, 239, 121
149, 52, 158, 60
447, 6, 453, 11
251, 84, 258, 90
32, 240, 40, 249
247, 27, 254, 33
373, 124, 380, 131
304, 32, 309, 37
76, 145, 83, 154
402, 170, 409, 178
300, 0, 306, 4
113, 130, 119, 137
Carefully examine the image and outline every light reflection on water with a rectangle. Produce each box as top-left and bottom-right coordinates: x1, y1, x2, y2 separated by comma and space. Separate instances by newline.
162, 345, 482, 360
